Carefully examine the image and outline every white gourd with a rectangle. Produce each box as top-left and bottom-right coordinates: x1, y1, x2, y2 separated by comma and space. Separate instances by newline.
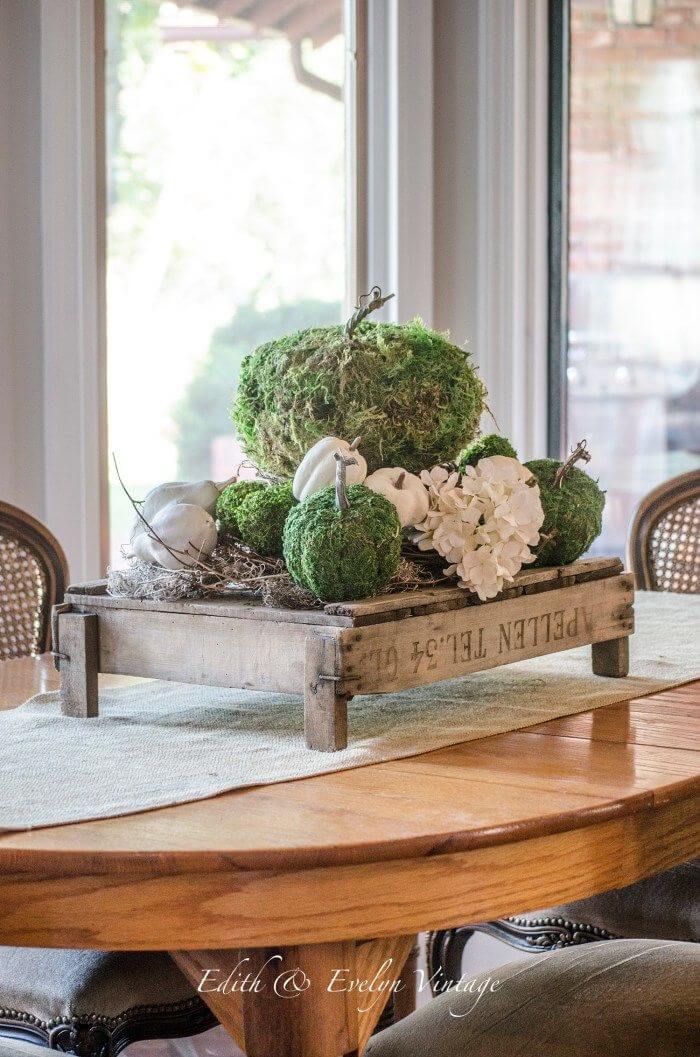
134, 502, 218, 570
130, 478, 226, 544
293, 437, 367, 502
364, 467, 430, 528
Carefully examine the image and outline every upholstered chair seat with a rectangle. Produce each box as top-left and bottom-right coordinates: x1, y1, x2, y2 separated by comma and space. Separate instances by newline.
0, 947, 216, 1056
366, 939, 700, 1057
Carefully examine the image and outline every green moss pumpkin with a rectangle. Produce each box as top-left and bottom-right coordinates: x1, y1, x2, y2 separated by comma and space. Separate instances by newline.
236, 482, 296, 557
457, 434, 518, 470
526, 446, 605, 566
215, 480, 267, 538
283, 484, 402, 602
232, 318, 486, 476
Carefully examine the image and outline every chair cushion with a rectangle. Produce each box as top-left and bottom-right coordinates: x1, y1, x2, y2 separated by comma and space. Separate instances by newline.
515, 860, 699, 943
365, 938, 700, 1057
0, 946, 210, 1033
0, 1041, 59, 1057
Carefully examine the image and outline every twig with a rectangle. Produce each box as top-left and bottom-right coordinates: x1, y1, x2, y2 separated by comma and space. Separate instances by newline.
554, 439, 591, 488
334, 451, 357, 511
344, 286, 395, 339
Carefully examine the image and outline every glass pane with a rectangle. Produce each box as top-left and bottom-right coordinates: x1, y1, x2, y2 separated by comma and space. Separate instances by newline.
566, 0, 700, 557
106, 0, 346, 565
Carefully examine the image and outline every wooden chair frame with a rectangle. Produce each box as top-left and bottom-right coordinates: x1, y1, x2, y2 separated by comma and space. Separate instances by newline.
0, 501, 70, 655
627, 469, 700, 591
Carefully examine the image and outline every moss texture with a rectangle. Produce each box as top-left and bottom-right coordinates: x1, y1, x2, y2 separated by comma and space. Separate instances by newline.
457, 434, 518, 470
236, 482, 296, 557
232, 319, 487, 476
526, 459, 605, 566
283, 484, 402, 602
215, 480, 267, 538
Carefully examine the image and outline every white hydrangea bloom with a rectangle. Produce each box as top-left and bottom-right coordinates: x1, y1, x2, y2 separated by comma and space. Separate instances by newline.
413, 456, 545, 601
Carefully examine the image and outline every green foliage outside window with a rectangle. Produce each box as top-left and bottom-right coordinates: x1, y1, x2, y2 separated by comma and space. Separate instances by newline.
172, 298, 341, 478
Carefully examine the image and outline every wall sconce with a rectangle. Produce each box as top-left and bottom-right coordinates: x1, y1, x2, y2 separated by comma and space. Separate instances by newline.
608, 0, 656, 25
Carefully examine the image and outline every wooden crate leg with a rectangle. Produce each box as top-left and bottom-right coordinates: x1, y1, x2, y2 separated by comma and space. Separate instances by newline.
592, 635, 629, 678
304, 637, 349, 752
59, 612, 99, 717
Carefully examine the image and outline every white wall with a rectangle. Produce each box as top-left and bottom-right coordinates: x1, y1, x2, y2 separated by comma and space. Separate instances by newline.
0, 0, 105, 583
0, 0, 45, 521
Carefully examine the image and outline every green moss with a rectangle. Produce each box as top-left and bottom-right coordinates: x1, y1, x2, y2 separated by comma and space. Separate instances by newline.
237, 482, 296, 557
457, 434, 518, 470
526, 459, 605, 566
215, 480, 268, 538
283, 484, 402, 602
232, 318, 487, 476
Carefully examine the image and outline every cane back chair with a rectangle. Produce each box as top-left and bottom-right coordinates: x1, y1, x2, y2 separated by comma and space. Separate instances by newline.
627, 468, 700, 594
0, 501, 69, 660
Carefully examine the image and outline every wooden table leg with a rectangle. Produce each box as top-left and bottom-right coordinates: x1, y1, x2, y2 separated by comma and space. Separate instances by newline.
173, 935, 415, 1057
391, 936, 420, 1022
59, 612, 99, 717
305, 638, 349, 751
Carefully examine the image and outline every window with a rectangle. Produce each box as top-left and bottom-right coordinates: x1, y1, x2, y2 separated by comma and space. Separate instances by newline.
105, 0, 347, 564
552, 0, 700, 556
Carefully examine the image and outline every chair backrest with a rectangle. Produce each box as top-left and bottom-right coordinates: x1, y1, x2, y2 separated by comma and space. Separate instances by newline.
627, 469, 700, 594
0, 501, 69, 659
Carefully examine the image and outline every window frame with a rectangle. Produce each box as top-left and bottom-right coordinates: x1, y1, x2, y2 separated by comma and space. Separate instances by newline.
40, 0, 108, 582
547, 0, 570, 460
34, 0, 552, 578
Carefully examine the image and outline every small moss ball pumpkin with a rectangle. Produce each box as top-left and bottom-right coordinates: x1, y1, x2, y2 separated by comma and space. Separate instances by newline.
283, 484, 402, 602
215, 480, 267, 538
232, 319, 487, 477
526, 458, 605, 567
457, 434, 518, 470
236, 482, 296, 557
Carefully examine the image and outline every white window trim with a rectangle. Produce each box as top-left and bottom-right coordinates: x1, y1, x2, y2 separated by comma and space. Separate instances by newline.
40, 0, 107, 581
476, 0, 549, 459
365, 0, 434, 324
367, 0, 549, 457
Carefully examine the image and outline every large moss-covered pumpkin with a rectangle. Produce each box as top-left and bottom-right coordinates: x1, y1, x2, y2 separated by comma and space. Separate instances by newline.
232, 318, 486, 477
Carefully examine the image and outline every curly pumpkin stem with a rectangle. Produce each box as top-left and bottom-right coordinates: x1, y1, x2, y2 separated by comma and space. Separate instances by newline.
334, 451, 358, 511
554, 439, 591, 489
344, 286, 395, 339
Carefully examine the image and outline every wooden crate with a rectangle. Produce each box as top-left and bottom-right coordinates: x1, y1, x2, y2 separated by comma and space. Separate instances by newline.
53, 557, 634, 751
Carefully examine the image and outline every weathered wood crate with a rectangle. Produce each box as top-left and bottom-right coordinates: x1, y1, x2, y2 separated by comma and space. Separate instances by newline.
53, 556, 634, 751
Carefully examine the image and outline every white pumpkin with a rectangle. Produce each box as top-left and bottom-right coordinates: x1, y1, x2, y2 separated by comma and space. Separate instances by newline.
130, 478, 226, 545
364, 467, 430, 528
293, 436, 367, 502
133, 501, 217, 570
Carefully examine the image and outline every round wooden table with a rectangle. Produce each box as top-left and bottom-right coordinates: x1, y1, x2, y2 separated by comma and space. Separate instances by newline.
1, 655, 698, 1057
